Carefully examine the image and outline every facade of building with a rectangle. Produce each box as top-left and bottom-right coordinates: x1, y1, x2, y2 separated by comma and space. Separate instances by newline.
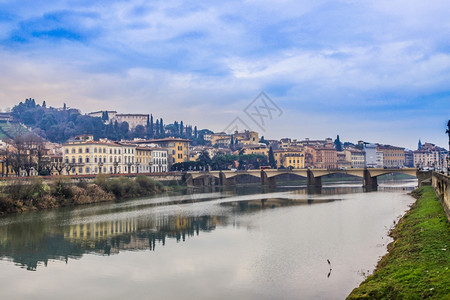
315, 147, 338, 169
135, 138, 190, 166
241, 145, 269, 156
63, 135, 136, 175
377, 145, 405, 168
413, 143, 448, 170
364, 143, 377, 168
273, 149, 305, 169
113, 114, 149, 130
233, 130, 259, 145
344, 149, 365, 168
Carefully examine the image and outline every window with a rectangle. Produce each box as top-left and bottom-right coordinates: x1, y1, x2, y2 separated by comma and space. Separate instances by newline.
95, 156, 97, 163
86, 157, 90, 163
94, 148, 97, 153
86, 148, 89, 153
78, 157, 83, 164
78, 167, 83, 174
72, 149, 76, 154
65, 149, 68, 154
85, 167, 90, 173
72, 157, 76, 164
79, 148, 83, 153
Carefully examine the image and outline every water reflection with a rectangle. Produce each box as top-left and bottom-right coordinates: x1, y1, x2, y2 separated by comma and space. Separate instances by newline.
0, 179, 417, 272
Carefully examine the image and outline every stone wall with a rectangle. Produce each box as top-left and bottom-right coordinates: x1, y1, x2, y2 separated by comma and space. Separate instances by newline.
432, 172, 450, 221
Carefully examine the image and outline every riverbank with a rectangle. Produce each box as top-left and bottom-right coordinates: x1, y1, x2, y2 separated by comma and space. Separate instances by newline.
0, 175, 167, 215
347, 186, 450, 299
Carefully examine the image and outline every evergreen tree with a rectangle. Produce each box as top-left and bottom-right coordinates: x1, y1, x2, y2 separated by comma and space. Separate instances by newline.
42, 101, 46, 108
149, 114, 154, 138
334, 135, 343, 151
180, 121, 184, 136
268, 146, 276, 168
155, 119, 160, 136
194, 126, 198, 139
160, 118, 163, 136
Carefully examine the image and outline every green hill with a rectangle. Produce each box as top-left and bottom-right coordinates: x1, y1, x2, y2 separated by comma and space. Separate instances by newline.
0, 121, 29, 140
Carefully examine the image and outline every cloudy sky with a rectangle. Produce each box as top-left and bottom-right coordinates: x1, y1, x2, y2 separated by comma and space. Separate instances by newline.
0, 0, 449, 149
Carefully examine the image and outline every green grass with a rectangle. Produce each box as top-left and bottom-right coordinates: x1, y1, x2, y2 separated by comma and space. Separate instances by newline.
347, 186, 450, 299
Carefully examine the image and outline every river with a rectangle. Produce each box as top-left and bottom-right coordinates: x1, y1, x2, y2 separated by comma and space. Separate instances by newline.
0, 179, 417, 300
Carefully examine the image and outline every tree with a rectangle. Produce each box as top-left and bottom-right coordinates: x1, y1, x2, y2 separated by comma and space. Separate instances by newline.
197, 150, 212, 168
42, 101, 46, 108
155, 119, 160, 136
149, 114, 154, 138
194, 126, 198, 139
268, 147, 276, 168
160, 118, 164, 135
334, 135, 343, 151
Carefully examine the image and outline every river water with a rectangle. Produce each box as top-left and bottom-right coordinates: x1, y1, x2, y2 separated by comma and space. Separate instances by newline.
0, 179, 417, 300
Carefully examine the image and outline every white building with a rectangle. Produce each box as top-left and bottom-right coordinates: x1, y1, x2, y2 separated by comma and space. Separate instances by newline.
363, 143, 377, 168
413, 143, 448, 170
63, 135, 136, 175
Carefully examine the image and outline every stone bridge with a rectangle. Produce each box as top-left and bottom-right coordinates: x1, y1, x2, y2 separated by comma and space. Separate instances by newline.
185, 168, 420, 189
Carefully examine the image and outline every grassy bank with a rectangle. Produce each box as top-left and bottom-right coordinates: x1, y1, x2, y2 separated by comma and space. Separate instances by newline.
0, 175, 166, 215
347, 186, 450, 299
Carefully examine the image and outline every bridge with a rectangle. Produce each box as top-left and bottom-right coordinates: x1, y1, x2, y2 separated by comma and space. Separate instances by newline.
185, 168, 421, 189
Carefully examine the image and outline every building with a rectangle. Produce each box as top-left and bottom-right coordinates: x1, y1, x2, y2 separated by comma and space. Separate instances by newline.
413, 142, 448, 170
136, 147, 168, 173
113, 114, 149, 130
240, 144, 269, 156
364, 143, 377, 168
344, 149, 365, 168
233, 130, 259, 145
274, 149, 305, 169
376, 151, 384, 168
88, 111, 117, 123
377, 145, 405, 168
62, 135, 137, 175
204, 133, 232, 146
134, 138, 190, 167
88, 111, 149, 130
315, 146, 338, 169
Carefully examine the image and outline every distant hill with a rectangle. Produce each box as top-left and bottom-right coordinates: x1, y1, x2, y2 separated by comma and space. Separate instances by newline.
7, 98, 211, 144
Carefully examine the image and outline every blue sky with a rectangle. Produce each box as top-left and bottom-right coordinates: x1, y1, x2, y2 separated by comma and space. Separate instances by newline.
0, 0, 449, 149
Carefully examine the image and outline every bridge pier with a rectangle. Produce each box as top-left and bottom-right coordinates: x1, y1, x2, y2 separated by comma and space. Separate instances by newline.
261, 171, 276, 187
307, 169, 322, 189
363, 169, 378, 189
219, 172, 236, 186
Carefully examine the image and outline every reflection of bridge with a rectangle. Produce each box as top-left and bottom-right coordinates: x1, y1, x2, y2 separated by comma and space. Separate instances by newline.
185, 168, 421, 189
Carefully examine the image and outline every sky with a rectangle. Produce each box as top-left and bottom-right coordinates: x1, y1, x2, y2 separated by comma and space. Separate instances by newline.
0, 0, 449, 150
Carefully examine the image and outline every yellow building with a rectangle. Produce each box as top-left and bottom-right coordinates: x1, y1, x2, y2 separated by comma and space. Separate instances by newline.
377, 145, 405, 168
234, 130, 259, 145
241, 145, 269, 156
136, 138, 190, 166
274, 150, 305, 169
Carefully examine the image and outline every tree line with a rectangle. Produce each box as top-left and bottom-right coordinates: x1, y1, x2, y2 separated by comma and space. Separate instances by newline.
10, 98, 211, 144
